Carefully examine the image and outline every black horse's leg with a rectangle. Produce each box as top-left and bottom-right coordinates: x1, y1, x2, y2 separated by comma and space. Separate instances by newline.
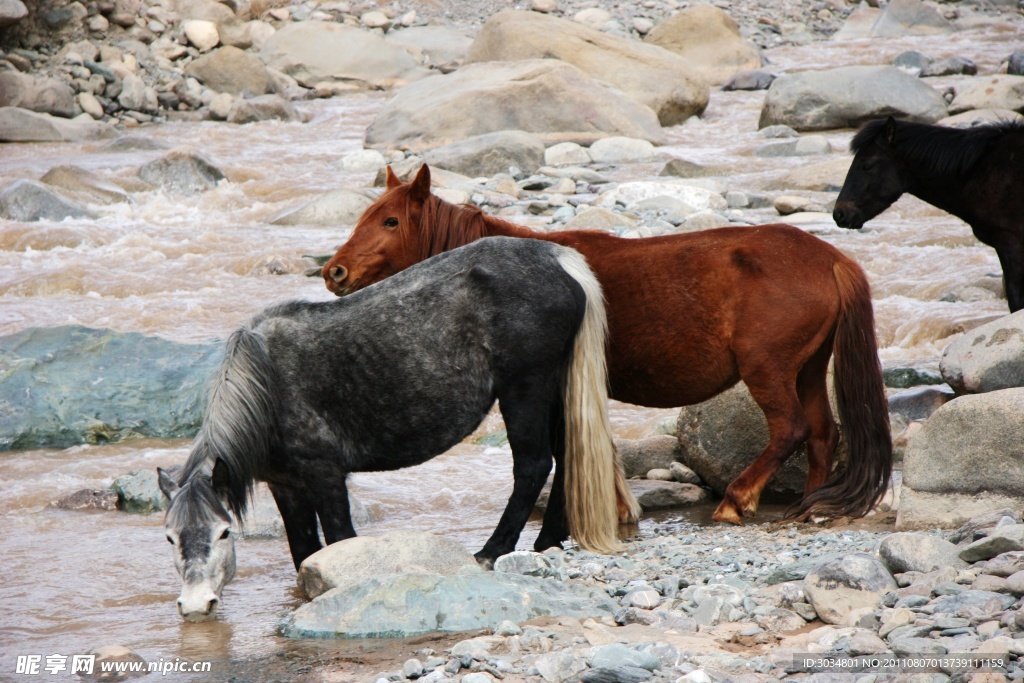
313, 475, 357, 546
268, 482, 323, 571
476, 379, 556, 568
995, 245, 1024, 313
534, 401, 569, 552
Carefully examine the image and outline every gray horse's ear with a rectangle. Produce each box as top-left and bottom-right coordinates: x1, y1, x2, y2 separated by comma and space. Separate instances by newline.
211, 458, 230, 495
157, 467, 179, 499
385, 165, 401, 190
884, 116, 897, 144
410, 163, 431, 202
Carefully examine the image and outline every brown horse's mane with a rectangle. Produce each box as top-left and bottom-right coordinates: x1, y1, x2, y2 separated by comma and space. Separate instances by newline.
852, 117, 1024, 178
409, 190, 536, 262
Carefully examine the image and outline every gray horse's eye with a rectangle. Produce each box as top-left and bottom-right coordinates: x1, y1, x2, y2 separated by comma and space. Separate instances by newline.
384, 217, 399, 228
220, 529, 230, 540
166, 535, 175, 545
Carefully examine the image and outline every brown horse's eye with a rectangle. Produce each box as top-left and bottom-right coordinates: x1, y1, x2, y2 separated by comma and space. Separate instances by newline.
383, 217, 399, 228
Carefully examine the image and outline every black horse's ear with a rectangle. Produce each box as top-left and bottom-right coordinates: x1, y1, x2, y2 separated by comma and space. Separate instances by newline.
157, 467, 179, 499
410, 163, 431, 202
884, 116, 897, 145
385, 165, 402, 190
211, 458, 230, 495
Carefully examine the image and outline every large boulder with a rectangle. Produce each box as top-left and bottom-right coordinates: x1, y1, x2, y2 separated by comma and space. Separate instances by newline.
282, 572, 617, 638
269, 188, 373, 226
897, 389, 1024, 530
466, 10, 708, 126
0, 72, 75, 118
259, 22, 431, 90
421, 130, 545, 177
385, 26, 473, 70
40, 165, 131, 205
676, 382, 843, 501
138, 150, 227, 195
184, 45, 271, 96
0, 180, 96, 221
0, 326, 222, 451
870, 0, 955, 38
878, 532, 967, 574
226, 94, 300, 124
758, 66, 947, 132
0, 0, 28, 26
940, 310, 1024, 394
297, 531, 481, 599
643, 6, 762, 86
616, 435, 681, 479
364, 60, 665, 152
763, 157, 852, 192
804, 554, 896, 625
948, 76, 1024, 116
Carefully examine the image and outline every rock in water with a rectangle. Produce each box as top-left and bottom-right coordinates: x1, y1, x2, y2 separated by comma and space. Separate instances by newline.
282, 572, 617, 638
0, 326, 222, 451
643, 6, 763, 86
112, 469, 168, 514
270, 188, 373, 227
0, 180, 97, 221
421, 130, 545, 177
50, 488, 119, 511
804, 554, 896, 625
297, 531, 481, 599
138, 150, 226, 195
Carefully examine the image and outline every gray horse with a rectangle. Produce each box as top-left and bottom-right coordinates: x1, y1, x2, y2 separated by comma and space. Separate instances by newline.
159, 237, 639, 621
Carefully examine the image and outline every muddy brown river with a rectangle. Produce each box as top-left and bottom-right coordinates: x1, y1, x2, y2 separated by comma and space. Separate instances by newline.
1, 20, 1021, 682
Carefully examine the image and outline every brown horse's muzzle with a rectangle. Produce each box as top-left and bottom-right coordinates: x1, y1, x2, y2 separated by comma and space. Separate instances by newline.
322, 263, 348, 295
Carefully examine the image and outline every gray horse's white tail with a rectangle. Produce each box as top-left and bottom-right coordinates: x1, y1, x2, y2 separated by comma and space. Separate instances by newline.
557, 248, 641, 554
183, 325, 277, 518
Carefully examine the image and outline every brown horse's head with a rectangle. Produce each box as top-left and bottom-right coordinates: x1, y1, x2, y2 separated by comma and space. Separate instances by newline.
322, 164, 433, 296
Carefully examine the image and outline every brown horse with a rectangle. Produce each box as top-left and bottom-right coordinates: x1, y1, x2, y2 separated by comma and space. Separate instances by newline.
323, 165, 892, 524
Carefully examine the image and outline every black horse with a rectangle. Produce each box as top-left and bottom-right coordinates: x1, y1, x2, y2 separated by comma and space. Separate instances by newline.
158, 237, 639, 621
834, 116, 1024, 311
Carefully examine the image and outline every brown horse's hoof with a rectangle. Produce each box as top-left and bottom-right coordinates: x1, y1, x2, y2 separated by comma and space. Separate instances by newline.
712, 502, 744, 525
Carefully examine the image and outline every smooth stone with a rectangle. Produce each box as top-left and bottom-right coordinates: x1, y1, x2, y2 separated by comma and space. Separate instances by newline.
269, 188, 373, 227
0, 179, 97, 221
339, 149, 387, 174
494, 551, 559, 578
138, 150, 226, 195
590, 644, 660, 671
940, 311, 1024, 393
545, 142, 592, 166
422, 130, 545, 177
629, 480, 709, 510
804, 554, 897, 625
588, 137, 656, 164
40, 165, 130, 205
879, 533, 967, 574
226, 94, 300, 124
615, 436, 681, 479
50, 488, 119, 511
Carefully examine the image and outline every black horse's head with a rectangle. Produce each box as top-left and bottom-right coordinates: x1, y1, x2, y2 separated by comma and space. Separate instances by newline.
834, 117, 908, 230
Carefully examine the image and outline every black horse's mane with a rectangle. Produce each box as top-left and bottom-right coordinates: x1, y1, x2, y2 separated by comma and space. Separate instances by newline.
852, 118, 1024, 177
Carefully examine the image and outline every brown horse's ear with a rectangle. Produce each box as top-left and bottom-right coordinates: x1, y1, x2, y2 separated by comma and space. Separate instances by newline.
884, 116, 897, 145
410, 163, 431, 202
385, 166, 402, 190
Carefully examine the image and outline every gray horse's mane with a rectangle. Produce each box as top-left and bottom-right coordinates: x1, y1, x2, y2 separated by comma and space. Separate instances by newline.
852, 118, 1024, 177
166, 475, 231, 528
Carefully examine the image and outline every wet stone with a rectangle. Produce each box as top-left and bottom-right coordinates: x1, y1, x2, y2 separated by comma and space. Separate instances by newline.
50, 488, 119, 511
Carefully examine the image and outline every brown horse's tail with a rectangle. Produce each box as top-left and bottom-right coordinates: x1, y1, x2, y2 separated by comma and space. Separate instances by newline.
557, 248, 641, 554
792, 258, 892, 520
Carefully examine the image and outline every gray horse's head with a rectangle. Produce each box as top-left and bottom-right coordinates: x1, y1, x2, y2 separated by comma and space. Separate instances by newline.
158, 459, 236, 622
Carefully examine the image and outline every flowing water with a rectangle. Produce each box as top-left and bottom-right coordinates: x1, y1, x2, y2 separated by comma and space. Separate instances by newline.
1, 21, 1020, 680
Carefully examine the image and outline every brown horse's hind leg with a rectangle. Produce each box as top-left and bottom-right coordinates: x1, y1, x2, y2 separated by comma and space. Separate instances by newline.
796, 346, 839, 497
713, 374, 810, 525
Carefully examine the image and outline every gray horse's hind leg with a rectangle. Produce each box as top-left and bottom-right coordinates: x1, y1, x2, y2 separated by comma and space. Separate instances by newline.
269, 482, 322, 570
313, 476, 357, 545
534, 403, 569, 552
476, 379, 557, 568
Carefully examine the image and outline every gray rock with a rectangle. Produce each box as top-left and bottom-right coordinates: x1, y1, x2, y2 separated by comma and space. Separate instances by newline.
760, 124, 800, 138
0, 107, 111, 143
692, 596, 728, 626
40, 165, 131, 205
494, 551, 559, 578
629, 480, 709, 510
0, 0, 27, 26
112, 469, 168, 514
890, 636, 947, 656
467, 10, 707, 126
878, 533, 967, 574
898, 390, 1024, 531
949, 509, 1022, 544
580, 667, 652, 683
949, 76, 1024, 116
545, 142, 592, 167
616, 436, 681, 478
883, 366, 944, 388
590, 644, 660, 671
722, 70, 776, 91
659, 158, 720, 178
870, 0, 955, 38
117, 74, 157, 114
920, 57, 977, 78
403, 659, 424, 679
960, 525, 1024, 563
184, 45, 271, 96
50, 488, 119, 511
804, 554, 897, 625
1009, 52, 1024, 77
765, 554, 844, 584
0, 326, 222, 451
364, 60, 665, 153
385, 26, 472, 71
929, 589, 1015, 614
0, 71, 75, 118
227, 95, 300, 124
623, 589, 661, 609
536, 652, 588, 683
297, 531, 481, 599
0, 179, 97, 222
260, 22, 430, 90
422, 131, 545, 177
283, 572, 616, 638
940, 311, 1024, 394
893, 50, 932, 75
677, 382, 840, 500
756, 608, 806, 632
270, 188, 373, 227
669, 461, 701, 485
138, 151, 226, 195
972, 550, 1024, 577
755, 135, 831, 157
101, 136, 168, 152
887, 385, 954, 422
758, 66, 947, 132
